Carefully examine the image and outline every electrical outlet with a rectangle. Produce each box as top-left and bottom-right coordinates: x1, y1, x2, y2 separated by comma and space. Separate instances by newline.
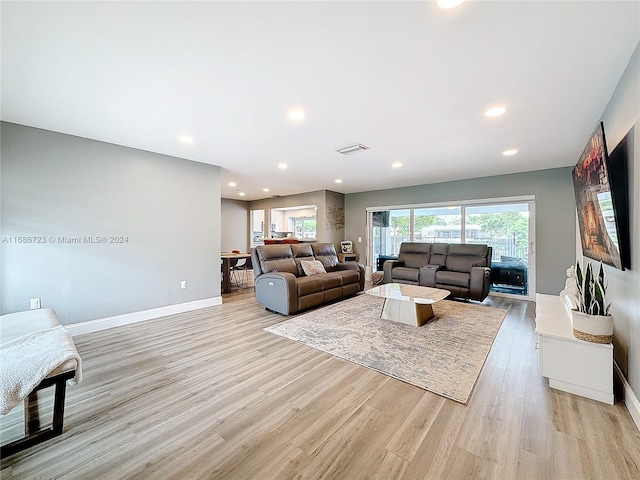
180, 280, 187, 289
30, 298, 41, 310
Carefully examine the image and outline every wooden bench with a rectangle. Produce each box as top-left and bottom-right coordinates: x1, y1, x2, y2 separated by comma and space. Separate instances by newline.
1, 309, 81, 458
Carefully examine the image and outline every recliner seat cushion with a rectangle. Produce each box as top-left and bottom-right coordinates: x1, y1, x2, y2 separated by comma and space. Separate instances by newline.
445, 255, 488, 273
392, 266, 420, 282
436, 271, 470, 288
318, 272, 343, 290
337, 269, 360, 285
297, 276, 324, 296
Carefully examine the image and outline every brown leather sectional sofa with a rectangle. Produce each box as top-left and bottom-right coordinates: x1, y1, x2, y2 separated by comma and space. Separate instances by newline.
251, 242, 365, 315
383, 242, 492, 301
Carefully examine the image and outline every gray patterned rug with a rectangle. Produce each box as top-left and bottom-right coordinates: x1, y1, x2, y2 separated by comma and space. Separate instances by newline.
264, 293, 507, 404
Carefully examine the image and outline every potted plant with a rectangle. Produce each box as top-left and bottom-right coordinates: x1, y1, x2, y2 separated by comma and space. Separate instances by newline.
573, 260, 613, 344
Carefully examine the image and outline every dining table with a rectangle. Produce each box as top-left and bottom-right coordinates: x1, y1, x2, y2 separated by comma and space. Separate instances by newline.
221, 252, 252, 294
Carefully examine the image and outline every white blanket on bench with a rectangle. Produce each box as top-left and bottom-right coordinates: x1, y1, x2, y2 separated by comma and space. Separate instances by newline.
0, 325, 82, 415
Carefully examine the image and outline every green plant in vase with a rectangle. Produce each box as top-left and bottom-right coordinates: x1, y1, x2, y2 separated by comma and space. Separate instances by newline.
575, 260, 611, 316
573, 260, 612, 343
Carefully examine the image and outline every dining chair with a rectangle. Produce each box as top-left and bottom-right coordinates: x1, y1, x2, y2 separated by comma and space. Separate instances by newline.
230, 257, 252, 290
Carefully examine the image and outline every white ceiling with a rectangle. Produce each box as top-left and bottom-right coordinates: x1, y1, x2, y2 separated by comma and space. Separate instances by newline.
2, 1, 639, 201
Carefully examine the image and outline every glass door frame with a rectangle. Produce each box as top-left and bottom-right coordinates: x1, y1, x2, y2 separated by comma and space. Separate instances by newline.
366, 195, 536, 301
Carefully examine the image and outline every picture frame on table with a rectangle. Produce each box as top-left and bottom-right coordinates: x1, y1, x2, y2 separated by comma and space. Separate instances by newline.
340, 241, 353, 254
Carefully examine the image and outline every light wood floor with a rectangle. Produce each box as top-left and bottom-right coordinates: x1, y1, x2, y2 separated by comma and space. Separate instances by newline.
2, 287, 639, 479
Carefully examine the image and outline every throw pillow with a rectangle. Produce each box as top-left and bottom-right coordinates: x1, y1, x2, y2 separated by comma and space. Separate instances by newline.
300, 259, 327, 276
295, 257, 314, 276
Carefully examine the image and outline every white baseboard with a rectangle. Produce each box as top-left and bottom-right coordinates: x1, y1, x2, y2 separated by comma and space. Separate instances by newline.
66, 297, 223, 336
615, 361, 640, 432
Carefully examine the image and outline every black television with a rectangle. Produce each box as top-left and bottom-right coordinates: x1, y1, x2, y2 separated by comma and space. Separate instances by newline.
372, 211, 390, 228
572, 122, 630, 270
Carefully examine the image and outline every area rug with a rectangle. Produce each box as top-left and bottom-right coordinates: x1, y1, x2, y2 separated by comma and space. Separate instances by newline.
264, 294, 507, 404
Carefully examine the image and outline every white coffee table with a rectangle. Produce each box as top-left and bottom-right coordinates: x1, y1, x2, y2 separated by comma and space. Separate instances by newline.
365, 283, 450, 327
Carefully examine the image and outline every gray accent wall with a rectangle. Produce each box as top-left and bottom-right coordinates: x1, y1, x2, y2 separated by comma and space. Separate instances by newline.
1, 122, 221, 325
344, 167, 576, 295
249, 190, 345, 249
221, 198, 249, 252
593, 42, 639, 397
324, 190, 346, 248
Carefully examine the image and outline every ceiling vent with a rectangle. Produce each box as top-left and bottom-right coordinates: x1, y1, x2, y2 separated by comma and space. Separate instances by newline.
336, 144, 369, 155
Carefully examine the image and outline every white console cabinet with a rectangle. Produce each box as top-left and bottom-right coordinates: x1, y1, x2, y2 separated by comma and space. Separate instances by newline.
535, 293, 613, 404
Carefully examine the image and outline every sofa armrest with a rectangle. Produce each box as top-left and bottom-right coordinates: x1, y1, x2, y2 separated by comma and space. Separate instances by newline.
383, 260, 403, 284
254, 272, 298, 315
337, 262, 366, 291
470, 266, 491, 301
419, 264, 442, 287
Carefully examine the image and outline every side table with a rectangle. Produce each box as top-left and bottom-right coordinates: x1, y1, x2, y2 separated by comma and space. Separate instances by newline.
338, 253, 358, 262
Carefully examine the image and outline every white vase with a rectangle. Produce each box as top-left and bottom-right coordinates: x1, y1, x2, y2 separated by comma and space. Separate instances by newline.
571, 310, 613, 344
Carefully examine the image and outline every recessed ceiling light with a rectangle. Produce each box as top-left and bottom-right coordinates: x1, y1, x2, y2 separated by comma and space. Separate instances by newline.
179, 135, 195, 144
503, 149, 519, 156
437, 0, 465, 9
335, 178, 343, 184
485, 106, 507, 117
392, 162, 403, 168
228, 182, 236, 187
263, 188, 270, 192
278, 162, 288, 169
239, 192, 246, 197
288, 110, 306, 121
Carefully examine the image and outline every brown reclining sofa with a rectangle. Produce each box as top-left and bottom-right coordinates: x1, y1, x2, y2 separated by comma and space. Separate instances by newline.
251, 242, 365, 315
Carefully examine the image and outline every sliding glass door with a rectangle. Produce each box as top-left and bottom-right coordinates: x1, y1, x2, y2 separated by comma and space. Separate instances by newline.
413, 206, 462, 243
367, 197, 535, 299
465, 202, 534, 297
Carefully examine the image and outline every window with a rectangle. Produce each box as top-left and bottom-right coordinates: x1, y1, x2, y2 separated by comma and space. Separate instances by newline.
414, 206, 461, 243
269, 205, 317, 240
293, 217, 317, 239
389, 209, 410, 254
